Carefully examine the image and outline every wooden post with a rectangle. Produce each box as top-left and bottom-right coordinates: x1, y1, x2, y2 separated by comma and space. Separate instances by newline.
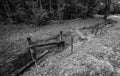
58, 31, 65, 49
71, 36, 73, 52
27, 37, 32, 45
60, 31, 63, 41
27, 37, 37, 66
29, 48, 37, 65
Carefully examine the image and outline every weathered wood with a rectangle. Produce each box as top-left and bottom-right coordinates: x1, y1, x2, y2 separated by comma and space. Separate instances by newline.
60, 31, 63, 41
57, 41, 65, 49
27, 37, 32, 45
9, 50, 49, 76
37, 50, 49, 60
29, 48, 37, 66
8, 34, 65, 76
71, 36, 73, 52
27, 37, 37, 66
29, 41, 65, 48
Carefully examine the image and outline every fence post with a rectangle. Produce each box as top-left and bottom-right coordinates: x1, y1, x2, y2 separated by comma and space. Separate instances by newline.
71, 36, 73, 53
27, 37, 37, 66
60, 31, 63, 41
59, 31, 65, 49
27, 37, 32, 45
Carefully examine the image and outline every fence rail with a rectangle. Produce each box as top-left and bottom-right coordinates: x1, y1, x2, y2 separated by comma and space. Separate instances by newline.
9, 31, 65, 76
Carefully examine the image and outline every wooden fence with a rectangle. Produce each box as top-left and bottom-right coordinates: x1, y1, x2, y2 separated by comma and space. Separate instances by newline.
9, 31, 66, 76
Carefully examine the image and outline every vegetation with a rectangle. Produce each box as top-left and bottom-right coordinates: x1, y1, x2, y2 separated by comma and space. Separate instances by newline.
0, 0, 120, 25
1, 0, 120, 76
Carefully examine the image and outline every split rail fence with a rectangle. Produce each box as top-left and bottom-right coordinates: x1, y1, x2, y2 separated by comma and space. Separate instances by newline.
9, 31, 72, 76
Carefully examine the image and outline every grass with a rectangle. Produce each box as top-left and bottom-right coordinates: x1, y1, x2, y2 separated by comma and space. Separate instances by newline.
22, 18, 120, 76
1, 17, 120, 76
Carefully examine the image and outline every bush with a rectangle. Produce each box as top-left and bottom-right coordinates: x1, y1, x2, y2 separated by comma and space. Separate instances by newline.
29, 8, 49, 25
111, 2, 120, 14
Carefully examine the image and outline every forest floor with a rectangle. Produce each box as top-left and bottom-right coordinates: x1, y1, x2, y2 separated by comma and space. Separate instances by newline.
0, 15, 120, 76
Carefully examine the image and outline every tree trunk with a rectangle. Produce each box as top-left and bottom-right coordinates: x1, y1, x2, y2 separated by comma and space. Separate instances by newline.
49, 0, 52, 12
38, 0, 43, 11
104, 0, 111, 20
3, 0, 13, 23
57, 0, 65, 20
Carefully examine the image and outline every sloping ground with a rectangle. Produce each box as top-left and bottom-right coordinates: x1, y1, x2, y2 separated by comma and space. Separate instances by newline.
0, 17, 104, 64
22, 19, 120, 76
0, 17, 118, 76
0, 18, 104, 76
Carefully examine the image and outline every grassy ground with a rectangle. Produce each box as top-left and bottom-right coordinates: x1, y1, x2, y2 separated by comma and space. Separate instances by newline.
21, 16, 120, 76
1, 16, 120, 76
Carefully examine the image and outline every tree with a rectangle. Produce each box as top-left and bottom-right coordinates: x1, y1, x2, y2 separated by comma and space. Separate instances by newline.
1, 0, 14, 23
104, 0, 111, 19
57, 0, 65, 20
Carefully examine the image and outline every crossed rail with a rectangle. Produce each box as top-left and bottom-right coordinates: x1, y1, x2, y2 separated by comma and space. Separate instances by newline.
27, 31, 65, 66
9, 31, 67, 76
9, 30, 75, 76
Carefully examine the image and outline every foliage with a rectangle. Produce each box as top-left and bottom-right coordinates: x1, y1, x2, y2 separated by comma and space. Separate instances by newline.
0, 0, 120, 24
111, 2, 120, 14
